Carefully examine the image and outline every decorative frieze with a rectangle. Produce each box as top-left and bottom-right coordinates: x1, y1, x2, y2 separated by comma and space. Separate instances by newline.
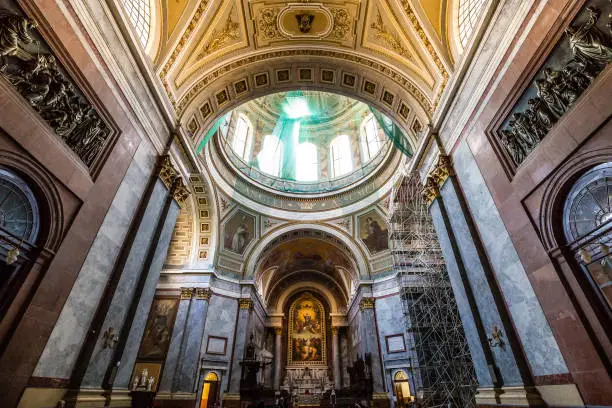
0, 6, 112, 171
238, 298, 253, 310
494, 3, 611, 170
359, 297, 375, 310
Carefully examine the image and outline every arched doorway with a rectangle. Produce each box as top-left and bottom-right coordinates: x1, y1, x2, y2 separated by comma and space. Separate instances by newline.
393, 371, 412, 408
200, 372, 220, 408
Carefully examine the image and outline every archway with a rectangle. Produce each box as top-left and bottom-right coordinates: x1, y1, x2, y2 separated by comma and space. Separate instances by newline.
200, 372, 220, 408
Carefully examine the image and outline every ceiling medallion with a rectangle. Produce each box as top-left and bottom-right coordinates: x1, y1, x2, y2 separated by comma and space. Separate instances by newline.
277, 3, 334, 39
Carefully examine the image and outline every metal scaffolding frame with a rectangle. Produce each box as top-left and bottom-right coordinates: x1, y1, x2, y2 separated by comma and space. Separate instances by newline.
388, 174, 477, 408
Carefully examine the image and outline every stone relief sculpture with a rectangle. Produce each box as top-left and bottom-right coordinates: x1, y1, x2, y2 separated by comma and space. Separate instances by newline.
497, 5, 611, 167
0, 8, 110, 170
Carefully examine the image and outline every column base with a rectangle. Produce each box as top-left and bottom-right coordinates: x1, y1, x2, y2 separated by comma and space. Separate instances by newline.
476, 386, 544, 407
371, 392, 391, 408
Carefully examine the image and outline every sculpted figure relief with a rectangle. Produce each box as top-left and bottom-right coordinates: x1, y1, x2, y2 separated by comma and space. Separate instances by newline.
498, 5, 610, 167
0, 8, 109, 169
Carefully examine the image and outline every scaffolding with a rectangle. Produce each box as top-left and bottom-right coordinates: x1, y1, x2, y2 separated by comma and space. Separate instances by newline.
388, 174, 477, 408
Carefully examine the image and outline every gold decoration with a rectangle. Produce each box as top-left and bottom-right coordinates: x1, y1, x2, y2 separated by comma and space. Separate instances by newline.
258, 8, 282, 40
195, 288, 212, 300
331, 327, 339, 335
330, 8, 351, 40
430, 155, 454, 187
359, 297, 375, 310
370, 10, 412, 60
275, 327, 283, 335
180, 287, 193, 299
172, 177, 191, 207
238, 298, 254, 310
421, 176, 440, 205
199, 8, 240, 57
158, 155, 178, 189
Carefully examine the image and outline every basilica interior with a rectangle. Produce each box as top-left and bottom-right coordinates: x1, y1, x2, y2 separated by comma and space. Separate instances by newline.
0, 0, 610, 407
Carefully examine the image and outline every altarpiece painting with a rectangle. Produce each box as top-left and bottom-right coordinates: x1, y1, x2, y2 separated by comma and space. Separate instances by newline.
288, 293, 327, 366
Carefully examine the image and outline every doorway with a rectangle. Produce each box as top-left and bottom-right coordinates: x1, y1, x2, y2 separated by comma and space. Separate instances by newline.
393, 371, 412, 408
200, 372, 219, 408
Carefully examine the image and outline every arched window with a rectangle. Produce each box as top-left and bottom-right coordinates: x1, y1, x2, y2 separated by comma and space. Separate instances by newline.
258, 135, 283, 177
361, 114, 381, 162
330, 135, 353, 177
121, 0, 152, 47
563, 162, 612, 311
200, 372, 220, 408
458, 0, 486, 47
231, 114, 253, 161
295, 143, 318, 182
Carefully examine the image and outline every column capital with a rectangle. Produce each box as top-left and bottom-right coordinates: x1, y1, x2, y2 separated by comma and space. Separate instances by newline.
238, 298, 254, 310
275, 327, 283, 335
331, 327, 339, 335
158, 155, 178, 189
359, 297, 375, 310
422, 176, 441, 205
195, 288, 212, 300
171, 176, 190, 207
180, 287, 193, 300
430, 154, 454, 187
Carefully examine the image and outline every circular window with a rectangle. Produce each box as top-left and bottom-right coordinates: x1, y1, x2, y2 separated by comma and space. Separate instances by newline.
0, 168, 40, 244
563, 162, 612, 243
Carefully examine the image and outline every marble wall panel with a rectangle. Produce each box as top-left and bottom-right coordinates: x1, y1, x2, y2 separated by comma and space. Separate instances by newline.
201, 295, 238, 361
453, 141, 568, 376
33, 141, 157, 379
175, 299, 209, 392
430, 201, 492, 385
159, 298, 190, 392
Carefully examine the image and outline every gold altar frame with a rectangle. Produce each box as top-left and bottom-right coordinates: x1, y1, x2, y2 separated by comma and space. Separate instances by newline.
287, 293, 327, 366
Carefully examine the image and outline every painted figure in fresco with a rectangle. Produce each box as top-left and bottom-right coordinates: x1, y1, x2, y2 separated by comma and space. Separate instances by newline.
230, 221, 250, 254
363, 217, 389, 253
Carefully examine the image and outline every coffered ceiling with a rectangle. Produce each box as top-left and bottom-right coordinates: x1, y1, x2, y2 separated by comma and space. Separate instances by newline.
152, 0, 455, 141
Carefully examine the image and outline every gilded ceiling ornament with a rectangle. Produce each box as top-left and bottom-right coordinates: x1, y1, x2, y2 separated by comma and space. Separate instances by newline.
199, 8, 240, 57
296, 13, 315, 33
258, 8, 282, 40
370, 10, 412, 60
330, 8, 351, 40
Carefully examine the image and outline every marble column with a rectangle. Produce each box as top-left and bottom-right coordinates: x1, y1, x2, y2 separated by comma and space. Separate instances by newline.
227, 298, 254, 396
113, 188, 182, 388
175, 288, 212, 393
158, 288, 193, 392
273, 327, 282, 390
358, 297, 385, 394
332, 327, 341, 389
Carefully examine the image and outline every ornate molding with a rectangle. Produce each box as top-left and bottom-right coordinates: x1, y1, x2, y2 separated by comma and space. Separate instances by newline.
180, 287, 194, 299
421, 176, 440, 206
174, 49, 432, 115
0, 7, 112, 171
195, 288, 212, 300
359, 297, 375, 310
370, 10, 412, 60
238, 298, 254, 310
198, 8, 240, 57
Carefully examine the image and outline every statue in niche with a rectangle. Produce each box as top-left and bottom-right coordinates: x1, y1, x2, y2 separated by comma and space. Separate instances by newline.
566, 7, 612, 68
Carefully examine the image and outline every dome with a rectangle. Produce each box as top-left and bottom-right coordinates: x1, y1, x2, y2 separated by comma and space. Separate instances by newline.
217, 91, 398, 194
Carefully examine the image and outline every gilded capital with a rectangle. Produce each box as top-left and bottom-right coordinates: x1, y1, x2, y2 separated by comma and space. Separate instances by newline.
359, 297, 375, 310
172, 177, 190, 207
180, 287, 193, 299
275, 327, 283, 335
430, 155, 454, 187
195, 288, 212, 300
238, 298, 254, 310
422, 176, 440, 205
158, 155, 178, 189
331, 327, 339, 335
